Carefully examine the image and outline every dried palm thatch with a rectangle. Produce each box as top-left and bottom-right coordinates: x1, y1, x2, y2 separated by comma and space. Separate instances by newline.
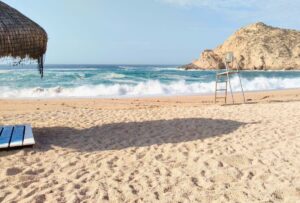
0, 1, 48, 77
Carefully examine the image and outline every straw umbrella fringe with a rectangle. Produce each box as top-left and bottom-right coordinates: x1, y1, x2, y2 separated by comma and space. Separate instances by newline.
0, 1, 48, 77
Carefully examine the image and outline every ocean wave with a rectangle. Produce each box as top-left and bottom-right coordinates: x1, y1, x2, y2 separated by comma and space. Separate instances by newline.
0, 70, 13, 74
118, 66, 137, 70
149, 66, 177, 71
0, 76, 300, 98
102, 73, 126, 79
238, 76, 300, 90
47, 68, 99, 71
118, 66, 181, 71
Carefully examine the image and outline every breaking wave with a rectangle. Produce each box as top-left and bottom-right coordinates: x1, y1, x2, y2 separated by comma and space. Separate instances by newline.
1, 76, 300, 98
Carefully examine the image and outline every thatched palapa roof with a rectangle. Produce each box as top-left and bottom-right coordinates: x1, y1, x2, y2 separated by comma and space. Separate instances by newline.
0, 1, 48, 77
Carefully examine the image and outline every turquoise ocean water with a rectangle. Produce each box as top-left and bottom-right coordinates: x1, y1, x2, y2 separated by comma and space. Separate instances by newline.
0, 64, 300, 98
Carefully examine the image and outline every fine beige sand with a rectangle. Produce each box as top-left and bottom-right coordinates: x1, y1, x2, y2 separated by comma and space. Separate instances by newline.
0, 89, 300, 203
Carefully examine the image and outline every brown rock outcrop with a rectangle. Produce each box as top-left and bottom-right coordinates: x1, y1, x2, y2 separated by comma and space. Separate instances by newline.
186, 22, 300, 70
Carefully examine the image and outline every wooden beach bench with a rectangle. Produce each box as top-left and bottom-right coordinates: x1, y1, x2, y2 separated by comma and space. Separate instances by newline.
0, 125, 35, 149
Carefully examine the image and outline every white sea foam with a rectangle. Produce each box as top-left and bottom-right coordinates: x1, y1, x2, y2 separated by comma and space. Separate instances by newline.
0, 70, 13, 74
102, 73, 126, 79
237, 76, 300, 90
0, 76, 300, 98
152, 67, 179, 71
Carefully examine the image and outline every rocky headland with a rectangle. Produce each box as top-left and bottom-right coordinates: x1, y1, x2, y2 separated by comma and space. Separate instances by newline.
182, 22, 300, 70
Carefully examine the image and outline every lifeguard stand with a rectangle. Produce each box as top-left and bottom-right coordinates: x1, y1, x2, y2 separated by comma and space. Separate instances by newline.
214, 52, 246, 104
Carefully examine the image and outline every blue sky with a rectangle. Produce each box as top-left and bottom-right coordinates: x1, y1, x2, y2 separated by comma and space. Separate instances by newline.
3, 0, 300, 64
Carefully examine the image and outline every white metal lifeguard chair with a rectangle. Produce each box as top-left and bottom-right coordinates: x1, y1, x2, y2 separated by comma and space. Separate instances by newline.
214, 52, 246, 104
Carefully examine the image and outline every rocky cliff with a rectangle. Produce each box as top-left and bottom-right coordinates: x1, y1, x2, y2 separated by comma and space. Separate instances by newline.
184, 22, 300, 70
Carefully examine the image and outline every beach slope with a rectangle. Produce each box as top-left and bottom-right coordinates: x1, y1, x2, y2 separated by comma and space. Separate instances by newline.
0, 90, 300, 202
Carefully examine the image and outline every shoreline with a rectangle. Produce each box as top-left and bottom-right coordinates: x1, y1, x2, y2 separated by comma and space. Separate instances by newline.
0, 88, 299, 104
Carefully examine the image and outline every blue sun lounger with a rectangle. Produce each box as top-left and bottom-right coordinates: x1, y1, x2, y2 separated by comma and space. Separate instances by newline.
0, 125, 35, 149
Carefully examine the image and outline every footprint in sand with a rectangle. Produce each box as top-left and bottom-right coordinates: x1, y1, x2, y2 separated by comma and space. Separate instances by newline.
6, 167, 23, 176
154, 191, 160, 200
271, 190, 284, 201
34, 194, 46, 203
191, 177, 200, 187
24, 168, 45, 176
129, 185, 139, 195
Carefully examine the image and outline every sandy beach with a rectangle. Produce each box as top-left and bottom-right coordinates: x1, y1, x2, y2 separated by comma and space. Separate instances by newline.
0, 89, 300, 203
1, 1, 300, 203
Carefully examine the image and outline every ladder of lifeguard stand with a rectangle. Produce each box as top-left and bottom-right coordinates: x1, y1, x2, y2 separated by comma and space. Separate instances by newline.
214, 56, 246, 104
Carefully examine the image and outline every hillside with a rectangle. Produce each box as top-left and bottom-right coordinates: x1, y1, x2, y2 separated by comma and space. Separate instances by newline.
184, 22, 300, 70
